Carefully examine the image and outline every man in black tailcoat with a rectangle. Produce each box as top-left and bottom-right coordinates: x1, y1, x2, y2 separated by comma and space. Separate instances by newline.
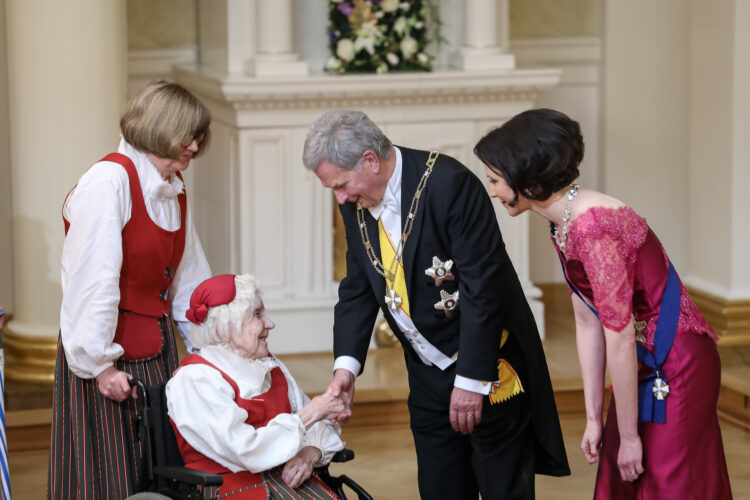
303, 109, 569, 499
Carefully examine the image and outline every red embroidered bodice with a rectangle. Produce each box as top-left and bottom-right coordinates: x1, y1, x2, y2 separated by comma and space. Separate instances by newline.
554, 206, 715, 346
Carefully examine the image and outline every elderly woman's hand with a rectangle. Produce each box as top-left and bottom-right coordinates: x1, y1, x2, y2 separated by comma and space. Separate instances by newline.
297, 392, 350, 429
281, 446, 321, 488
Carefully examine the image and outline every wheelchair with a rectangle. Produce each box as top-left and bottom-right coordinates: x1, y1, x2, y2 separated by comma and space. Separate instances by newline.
126, 378, 372, 500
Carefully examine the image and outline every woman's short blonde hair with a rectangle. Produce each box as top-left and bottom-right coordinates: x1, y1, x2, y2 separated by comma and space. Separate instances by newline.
190, 274, 262, 349
120, 80, 211, 160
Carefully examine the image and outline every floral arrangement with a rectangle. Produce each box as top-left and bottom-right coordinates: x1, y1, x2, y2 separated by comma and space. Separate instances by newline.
326, 0, 439, 74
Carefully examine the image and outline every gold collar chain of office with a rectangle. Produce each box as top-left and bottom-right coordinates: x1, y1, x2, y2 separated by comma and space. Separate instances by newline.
356, 151, 440, 288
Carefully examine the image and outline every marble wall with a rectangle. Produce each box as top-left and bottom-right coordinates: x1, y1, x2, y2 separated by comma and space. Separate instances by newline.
127, 0, 197, 49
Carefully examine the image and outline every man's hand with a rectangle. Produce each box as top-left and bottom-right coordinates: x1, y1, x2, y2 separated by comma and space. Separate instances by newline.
325, 369, 355, 422
95, 366, 135, 402
449, 387, 483, 434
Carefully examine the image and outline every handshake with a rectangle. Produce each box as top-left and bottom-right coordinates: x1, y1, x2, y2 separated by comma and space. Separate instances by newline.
298, 369, 355, 428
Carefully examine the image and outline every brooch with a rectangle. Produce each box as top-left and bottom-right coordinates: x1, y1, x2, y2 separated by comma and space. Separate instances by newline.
434, 290, 459, 317
425, 257, 454, 286
633, 315, 647, 344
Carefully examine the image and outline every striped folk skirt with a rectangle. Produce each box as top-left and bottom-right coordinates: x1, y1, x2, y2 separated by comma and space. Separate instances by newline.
203, 467, 341, 499
48, 317, 179, 500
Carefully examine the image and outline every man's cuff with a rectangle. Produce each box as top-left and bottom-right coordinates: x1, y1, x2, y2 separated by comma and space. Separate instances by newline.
454, 374, 494, 395
333, 356, 361, 377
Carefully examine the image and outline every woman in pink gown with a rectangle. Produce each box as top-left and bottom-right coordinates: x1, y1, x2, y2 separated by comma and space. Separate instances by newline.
473, 108, 732, 499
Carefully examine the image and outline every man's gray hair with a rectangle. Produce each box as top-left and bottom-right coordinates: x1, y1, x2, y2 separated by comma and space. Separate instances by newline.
302, 109, 393, 171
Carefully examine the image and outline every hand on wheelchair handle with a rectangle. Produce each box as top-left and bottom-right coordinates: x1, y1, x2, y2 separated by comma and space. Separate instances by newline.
95, 366, 136, 402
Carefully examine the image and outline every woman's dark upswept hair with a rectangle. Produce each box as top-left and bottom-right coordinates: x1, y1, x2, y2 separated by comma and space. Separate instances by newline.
474, 108, 584, 205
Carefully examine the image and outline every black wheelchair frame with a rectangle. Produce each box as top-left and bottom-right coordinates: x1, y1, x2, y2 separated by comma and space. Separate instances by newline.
128, 378, 372, 500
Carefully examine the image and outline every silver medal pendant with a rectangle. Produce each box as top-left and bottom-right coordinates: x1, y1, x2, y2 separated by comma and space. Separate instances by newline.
652, 377, 670, 400
385, 288, 402, 311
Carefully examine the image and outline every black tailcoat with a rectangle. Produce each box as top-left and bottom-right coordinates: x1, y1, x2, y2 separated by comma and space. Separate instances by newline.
334, 147, 569, 476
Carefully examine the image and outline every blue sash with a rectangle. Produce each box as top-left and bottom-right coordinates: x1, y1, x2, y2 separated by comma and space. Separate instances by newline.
551, 223, 679, 423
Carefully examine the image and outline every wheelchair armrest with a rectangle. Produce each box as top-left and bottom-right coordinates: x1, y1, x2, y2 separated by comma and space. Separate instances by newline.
153, 465, 223, 487
337, 474, 374, 500
331, 448, 355, 463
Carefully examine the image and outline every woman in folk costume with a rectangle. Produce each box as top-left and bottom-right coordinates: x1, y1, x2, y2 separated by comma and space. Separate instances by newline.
166, 274, 347, 499
49, 80, 212, 499
474, 109, 732, 499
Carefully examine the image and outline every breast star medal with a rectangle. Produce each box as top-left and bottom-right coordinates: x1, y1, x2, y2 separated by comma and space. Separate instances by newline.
434, 289, 459, 317
425, 256, 454, 286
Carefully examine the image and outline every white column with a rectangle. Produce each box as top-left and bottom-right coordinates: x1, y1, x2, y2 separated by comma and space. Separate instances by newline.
452, 0, 515, 71
251, 0, 308, 77
4, 0, 127, 382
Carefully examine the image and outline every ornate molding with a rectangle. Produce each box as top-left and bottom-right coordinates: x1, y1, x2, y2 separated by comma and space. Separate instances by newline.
175, 66, 561, 113
687, 286, 750, 346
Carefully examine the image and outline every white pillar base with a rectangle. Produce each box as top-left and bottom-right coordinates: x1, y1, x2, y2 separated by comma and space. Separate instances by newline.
250, 54, 309, 78
451, 50, 516, 72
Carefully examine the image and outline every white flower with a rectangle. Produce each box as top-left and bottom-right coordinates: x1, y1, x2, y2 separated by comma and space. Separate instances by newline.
354, 36, 376, 55
336, 39, 355, 62
386, 52, 400, 66
393, 16, 407, 35
400, 36, 418, 59
354, 21, 381, 55
376, 63, 389, 74
415, 21, 424, 29
325, 57, 343, 71
358, 20, 382, 39
381, 0, 399, 13
399, 2, 410, 10
417, 52, 429, 64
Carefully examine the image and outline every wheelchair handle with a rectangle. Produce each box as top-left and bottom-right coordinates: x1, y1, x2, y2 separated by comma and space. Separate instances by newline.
129, 377, 149, 404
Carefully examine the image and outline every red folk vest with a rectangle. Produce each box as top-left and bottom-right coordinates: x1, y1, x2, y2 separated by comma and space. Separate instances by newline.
63, 153, 187, 359
171, 355, 292, 498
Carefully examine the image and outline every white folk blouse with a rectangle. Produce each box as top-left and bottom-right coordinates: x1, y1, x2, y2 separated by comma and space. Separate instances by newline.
166, 346, 345, 474
60, 138, 211, 378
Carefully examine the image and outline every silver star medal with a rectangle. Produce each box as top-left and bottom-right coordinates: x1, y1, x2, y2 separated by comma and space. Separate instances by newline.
652, 376, 670, 401
434, 290, 459, 317
425, 257, 454, 286
385, 289, 402, 311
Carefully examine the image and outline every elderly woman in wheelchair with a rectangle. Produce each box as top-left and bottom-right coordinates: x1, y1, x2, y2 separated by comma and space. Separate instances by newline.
165, 273, 350, 499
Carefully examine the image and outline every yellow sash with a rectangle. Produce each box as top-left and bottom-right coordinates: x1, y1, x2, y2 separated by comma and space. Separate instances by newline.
378, 219, 410, 317
488, 329, 525, 404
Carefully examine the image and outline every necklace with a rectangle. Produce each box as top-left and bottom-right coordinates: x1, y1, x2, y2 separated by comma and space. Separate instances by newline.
357, 151, 440, 309
554, 184, 579, 255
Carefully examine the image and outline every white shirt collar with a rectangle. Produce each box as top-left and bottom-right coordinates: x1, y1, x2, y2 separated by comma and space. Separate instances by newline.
368, 146, 402, 220
118, 137, 184, 200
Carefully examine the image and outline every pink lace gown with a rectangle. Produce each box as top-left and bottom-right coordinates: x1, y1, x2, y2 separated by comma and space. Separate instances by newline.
554, 206, 732, 499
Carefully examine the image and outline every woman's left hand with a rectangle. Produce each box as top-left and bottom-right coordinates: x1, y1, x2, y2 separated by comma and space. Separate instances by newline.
282, 446, 322, 489
617, 435, 644, 482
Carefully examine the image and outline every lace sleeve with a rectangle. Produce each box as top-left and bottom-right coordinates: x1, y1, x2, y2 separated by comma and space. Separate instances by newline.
569, 207, 648, 332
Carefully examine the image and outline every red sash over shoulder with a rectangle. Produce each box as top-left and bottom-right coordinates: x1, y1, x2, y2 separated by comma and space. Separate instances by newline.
62, 153, 187, 359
